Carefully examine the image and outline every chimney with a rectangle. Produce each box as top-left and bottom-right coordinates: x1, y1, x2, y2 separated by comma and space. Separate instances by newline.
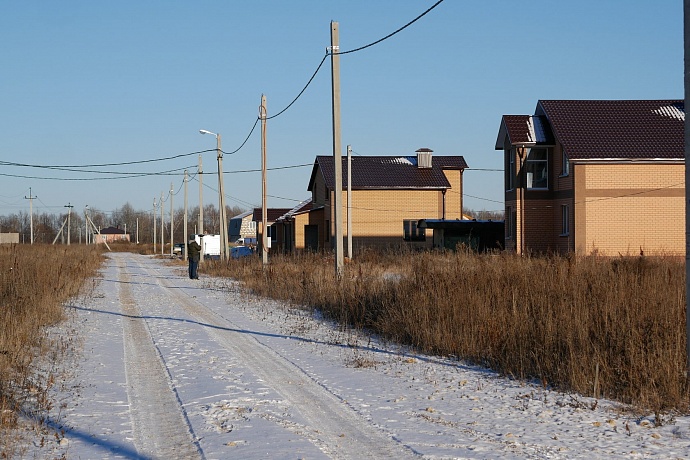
416, 148, 433, 168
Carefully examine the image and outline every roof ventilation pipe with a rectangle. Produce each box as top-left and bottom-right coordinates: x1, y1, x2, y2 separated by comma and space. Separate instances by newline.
416, 147, 433, 168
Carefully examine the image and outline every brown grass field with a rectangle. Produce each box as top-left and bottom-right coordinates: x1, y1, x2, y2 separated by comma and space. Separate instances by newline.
203, 248, 689, 416
0, 244, 103, 456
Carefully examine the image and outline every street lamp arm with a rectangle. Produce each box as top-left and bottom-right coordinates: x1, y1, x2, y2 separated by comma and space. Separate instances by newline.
199, 129, 218, 137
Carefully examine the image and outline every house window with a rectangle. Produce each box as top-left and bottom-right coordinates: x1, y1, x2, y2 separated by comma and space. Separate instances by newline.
561, 205, 569, 236
403, 219, 425, 241
248, 221, 257, 231
561, 149, 570, 176
507, 149, 515, 191
505, 206, 513, 239
525, 148, 548, 189
325, 220, 330, 242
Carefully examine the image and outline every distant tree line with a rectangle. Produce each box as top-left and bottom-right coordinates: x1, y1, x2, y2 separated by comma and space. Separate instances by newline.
0, 203, 246, 244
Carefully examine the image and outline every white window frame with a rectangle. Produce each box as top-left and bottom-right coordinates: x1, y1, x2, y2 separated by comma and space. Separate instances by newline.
525, 148, 548, 190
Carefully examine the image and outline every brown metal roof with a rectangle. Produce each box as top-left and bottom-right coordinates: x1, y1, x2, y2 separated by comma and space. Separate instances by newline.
496, 115, 555, 148
539, 100, 684, 160
252, 208, 293, 222
308, 155, 468, 191
496, 100, 684, 161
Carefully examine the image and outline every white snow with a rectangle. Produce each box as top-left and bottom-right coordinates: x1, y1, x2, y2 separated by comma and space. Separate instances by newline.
21, 253, 690, 459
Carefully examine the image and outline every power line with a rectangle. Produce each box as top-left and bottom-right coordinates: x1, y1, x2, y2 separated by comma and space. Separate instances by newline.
0, 150, 215, 169
337, 0, 445, 55
0, 166, 195, 181
266, 0, 445, 121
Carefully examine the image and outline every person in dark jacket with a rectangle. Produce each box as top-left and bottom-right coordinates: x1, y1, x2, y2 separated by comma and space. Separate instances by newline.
187, 238, 202, 279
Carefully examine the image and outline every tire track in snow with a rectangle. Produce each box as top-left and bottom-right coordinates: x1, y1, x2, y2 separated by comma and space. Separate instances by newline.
117, 258, 203, 460
135, 258, 417, 459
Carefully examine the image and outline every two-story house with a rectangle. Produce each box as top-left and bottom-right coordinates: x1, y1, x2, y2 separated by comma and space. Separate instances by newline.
495, 100, 684, 255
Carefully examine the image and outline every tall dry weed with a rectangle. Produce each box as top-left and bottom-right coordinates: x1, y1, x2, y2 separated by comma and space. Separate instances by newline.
0, 244, 103, 455
211, 249, 688, 414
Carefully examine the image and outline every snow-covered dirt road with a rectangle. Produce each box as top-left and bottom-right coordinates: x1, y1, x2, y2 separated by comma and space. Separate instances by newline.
26, 253, 690, 459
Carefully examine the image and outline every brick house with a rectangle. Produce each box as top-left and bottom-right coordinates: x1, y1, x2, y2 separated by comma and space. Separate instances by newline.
96, 226, 131, 244
280, 148, 468, 252
229, 210, 256, 243
252, 207, 292, 253
495, 100, 684, 256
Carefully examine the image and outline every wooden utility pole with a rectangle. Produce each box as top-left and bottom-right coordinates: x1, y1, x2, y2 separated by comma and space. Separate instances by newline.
347, 145, 352, 259
184, 169, 188, 261
24, 187, 36, 244
330, 21, 344, 276
260, 94, 268, 265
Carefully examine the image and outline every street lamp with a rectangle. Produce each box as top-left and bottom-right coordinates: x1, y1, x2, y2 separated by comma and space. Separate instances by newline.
199, 129, 229, 261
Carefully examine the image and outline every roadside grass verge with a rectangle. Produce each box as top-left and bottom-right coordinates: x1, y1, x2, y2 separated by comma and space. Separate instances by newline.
201, 249, 689, 415
0, 244, 103, 456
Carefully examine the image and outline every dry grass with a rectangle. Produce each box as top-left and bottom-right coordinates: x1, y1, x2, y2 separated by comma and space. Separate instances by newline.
0, 244, 103, 456
203, 249, 689, 414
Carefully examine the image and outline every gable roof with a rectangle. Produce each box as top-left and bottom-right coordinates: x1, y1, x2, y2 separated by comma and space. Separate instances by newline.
100, 226, 126, 235
252, 207, 293, 223
497, 100, 684, 161
275, 198, 313, 223
495, 115, 555, 149
307, 155, 468, 191
229, 210, 253, 221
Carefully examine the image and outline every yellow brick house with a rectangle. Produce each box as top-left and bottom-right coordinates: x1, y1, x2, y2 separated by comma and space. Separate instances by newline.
495, 100, 685, 256
280, 148, 468, 252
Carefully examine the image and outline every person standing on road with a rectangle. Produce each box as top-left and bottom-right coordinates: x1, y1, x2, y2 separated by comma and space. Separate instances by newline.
187, 237, 201, 279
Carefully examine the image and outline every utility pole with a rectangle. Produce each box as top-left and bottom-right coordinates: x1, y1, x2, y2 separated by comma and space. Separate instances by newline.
216, 134, 229, 261
169, 182, 174, 257
183, 169, 188, 261
84, 205, 90, 245
160, 191, 165, 255
683, 0, 690, 379
347, 145, 352, 259
64, 202, 73, 245
260, 94, 269, 265
153, 198, 157, 253
330, 21, 344, 276
136, 218, 139, 244
24, 187, 36, 244
198, 154, 204, 237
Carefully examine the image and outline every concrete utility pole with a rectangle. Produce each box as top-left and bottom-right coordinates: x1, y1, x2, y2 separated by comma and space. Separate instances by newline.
160, 191, 165, 255
24, 187, 36, 244
64, 202, 73, 245
260, 94, 269, 265
169, 182, 174, 257
198, 154, 204, 236
84, 205, 90, 245
347, 145, 352, 259
330, 21, 344, 277
183, 169, 188, 261
216, 134, 229, 261
153, 198, 157, 253
683, 0, 690, 379
200, 129, 229, 260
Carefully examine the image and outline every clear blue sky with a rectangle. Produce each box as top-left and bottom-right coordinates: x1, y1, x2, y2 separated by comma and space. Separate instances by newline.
0, 0, 682, 218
